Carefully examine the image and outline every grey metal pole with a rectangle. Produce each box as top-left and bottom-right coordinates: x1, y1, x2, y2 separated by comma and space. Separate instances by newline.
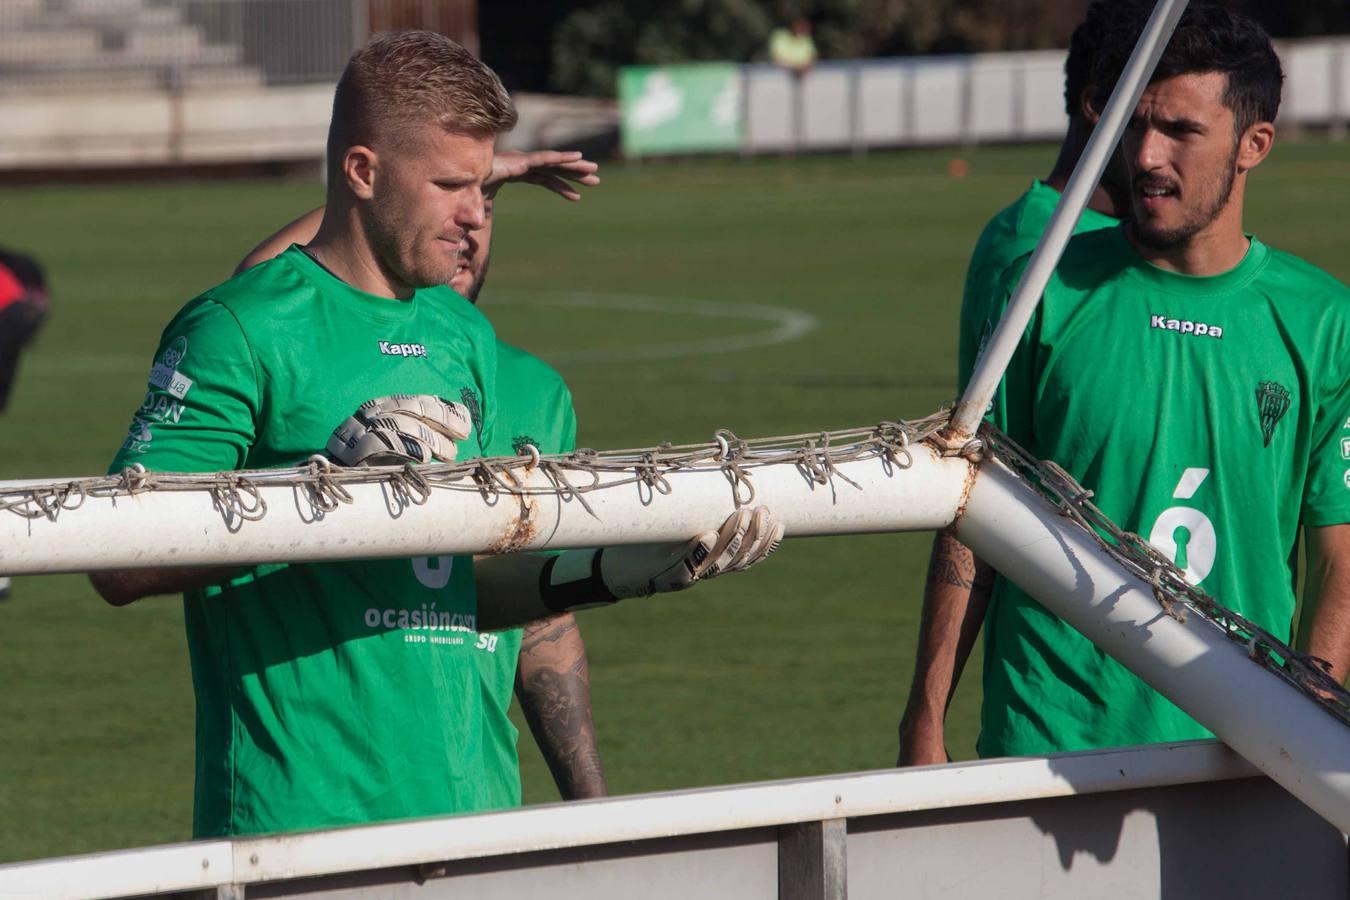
949, 0, 1190, 438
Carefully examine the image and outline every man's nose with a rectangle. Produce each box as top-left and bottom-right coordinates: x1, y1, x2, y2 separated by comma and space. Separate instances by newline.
1132, 126, 1165, 173
458, 189, 486, 231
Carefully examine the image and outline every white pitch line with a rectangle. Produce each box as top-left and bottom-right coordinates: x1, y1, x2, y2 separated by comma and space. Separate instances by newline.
489, 291, 819, 363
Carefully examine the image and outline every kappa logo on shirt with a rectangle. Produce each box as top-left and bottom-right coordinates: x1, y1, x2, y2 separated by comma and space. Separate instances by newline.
1150, 314, 1224, 339
379, 340, 428, 358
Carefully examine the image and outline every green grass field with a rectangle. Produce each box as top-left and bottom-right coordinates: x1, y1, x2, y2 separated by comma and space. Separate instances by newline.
1, 140, 1347, 863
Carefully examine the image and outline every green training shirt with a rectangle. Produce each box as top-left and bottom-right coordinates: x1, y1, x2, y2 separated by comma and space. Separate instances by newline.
109, 246, 501, 837
974, 226, 1350, 757
959, 180, 1119, 411
473, 341, 578, 808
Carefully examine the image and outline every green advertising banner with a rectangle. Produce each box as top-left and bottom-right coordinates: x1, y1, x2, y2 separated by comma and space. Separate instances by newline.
618, 63, 742, 156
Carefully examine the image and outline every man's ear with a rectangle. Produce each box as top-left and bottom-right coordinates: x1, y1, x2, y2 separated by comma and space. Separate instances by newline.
1237, 121, 1275, 173
342, 145, 378, 200
1079, 86, 1103, 125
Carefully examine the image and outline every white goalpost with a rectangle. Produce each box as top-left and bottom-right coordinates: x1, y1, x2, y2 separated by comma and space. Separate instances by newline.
3, 0, 1349, 892
3, 416, 1349, 832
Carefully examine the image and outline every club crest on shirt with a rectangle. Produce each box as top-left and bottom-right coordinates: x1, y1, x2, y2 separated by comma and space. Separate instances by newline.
976, 318, 993, 357
512, 434, 539, 456
1255, 381, 1291, 447
459, 387, 484, 451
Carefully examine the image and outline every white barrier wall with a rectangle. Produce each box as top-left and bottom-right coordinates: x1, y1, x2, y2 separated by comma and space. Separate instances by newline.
0, 743, 1343, 900
0, 83, 333, 169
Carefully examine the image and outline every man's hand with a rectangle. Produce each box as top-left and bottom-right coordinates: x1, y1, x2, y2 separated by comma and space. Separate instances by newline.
487, 150, 600, 202
327, 394, 472, 466
601, 506, 784, 600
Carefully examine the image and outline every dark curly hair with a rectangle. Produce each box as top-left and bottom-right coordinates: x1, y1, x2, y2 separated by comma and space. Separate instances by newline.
1065, 0, 1153, 118
1092, 4, 1283, 137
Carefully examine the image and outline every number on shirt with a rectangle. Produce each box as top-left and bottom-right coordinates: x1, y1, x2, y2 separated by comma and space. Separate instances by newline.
412, 555, 454, 589
1147, 467, 1217, 586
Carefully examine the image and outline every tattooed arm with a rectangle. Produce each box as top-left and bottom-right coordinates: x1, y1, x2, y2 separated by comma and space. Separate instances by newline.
896, 528, 996, 765
515, 613, 608, 800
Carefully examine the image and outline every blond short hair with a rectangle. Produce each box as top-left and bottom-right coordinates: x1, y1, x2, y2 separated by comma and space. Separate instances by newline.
327, 30, 517, 182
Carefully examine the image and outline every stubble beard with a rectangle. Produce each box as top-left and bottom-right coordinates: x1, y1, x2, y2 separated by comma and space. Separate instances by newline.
464, 250, 492, 303
364, 192, 452, 291
1132, 143, 1240, 251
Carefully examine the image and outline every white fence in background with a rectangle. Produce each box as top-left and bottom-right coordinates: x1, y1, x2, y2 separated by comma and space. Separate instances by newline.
737, 37, 1349, 156
1, 742, 1345, 899
0, 29, 1345, 169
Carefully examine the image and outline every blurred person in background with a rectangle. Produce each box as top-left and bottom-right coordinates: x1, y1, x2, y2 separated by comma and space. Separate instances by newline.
897, 0, 1145, 766
237, 147, 611, 806
0, 247, 49, 413
770, 15, 818, 151
0, 247, 50, 600
769, 16, 817, 76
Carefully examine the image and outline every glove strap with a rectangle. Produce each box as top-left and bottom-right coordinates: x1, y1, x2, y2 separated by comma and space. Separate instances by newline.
540, 549, 621, 613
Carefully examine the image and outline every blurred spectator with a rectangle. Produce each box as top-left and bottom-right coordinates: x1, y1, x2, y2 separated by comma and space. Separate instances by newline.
0, 248, 48, 414
0, 247, 48, 601
769, 17, 818, 75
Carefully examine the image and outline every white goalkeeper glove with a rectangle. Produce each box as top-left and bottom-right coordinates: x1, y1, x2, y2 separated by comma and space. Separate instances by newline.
541, 507, 785, 611
327, 394, 473, 466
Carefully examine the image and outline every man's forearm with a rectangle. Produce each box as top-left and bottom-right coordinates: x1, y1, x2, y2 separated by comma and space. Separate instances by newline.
475, 554, 577, 631
89, 566, 243, 607
897, 529, 995, 762
515, 613, 608, 800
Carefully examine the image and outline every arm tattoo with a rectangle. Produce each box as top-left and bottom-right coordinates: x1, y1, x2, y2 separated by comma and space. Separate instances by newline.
931, 535, 975, 589
517, 615, 608, 800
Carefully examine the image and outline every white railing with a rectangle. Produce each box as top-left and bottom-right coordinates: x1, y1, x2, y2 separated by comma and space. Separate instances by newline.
1, 742, 1343, 899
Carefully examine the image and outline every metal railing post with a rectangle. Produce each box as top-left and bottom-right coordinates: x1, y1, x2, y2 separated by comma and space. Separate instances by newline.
779, 818, 847, 900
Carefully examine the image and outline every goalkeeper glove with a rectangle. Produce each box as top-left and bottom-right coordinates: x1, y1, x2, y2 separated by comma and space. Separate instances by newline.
327, 394, 472, 466
542, 506, 785, 611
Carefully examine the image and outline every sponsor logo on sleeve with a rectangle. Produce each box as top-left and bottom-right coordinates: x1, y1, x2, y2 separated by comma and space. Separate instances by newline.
147, 335, 194, 399
124, 337, 194, 453
1150, 314, 1223, 339
378, 340, 428, 358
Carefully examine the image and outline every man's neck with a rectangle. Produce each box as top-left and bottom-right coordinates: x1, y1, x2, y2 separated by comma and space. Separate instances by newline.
1127, 222, 1251, 276
1043, 170, 1122, 220
305, 205, 411, 299
1127, 182, 1251, 276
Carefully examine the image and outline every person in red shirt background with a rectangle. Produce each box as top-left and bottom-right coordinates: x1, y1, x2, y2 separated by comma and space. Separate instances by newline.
0, 247, 49, 599
0, 248, 48, 413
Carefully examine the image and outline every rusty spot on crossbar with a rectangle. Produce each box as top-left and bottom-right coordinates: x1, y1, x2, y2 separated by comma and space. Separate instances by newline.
482, 493, 540, 555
